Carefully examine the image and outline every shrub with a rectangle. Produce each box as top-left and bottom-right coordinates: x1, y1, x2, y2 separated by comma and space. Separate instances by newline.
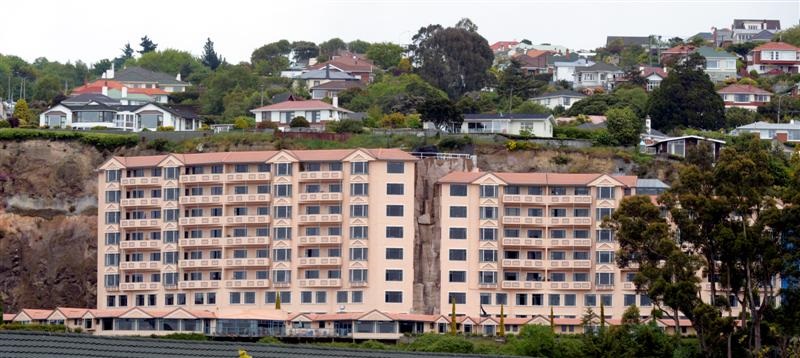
256, 121, 278, 130
405, 114, 422, 129
257, 336, 281, 344
359, 340, 387, 350
379, 112, 407, 128
0, 323, 69, 332
406, 334, 474, 354
505, 140, 539, 151
146, 138, 176, 152
0, 128, 138, 151
157, 126, 175, 131
328, 119, 364, 134
289, 116, 310, 128
200, 123, 211, 131
91, 126, 108, 130
437, 135, 472, 150
155, 333, 207, 340
0, 120, 9, 128
551, 153, 572, 165
233, 116, 255, 130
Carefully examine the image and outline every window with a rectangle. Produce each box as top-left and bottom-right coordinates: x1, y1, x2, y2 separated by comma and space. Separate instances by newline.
106, 170, 120, 182
504, 228, 519, 238
272, 249, 292, 261
274, 184, 292, 197
479, 228, 497, 241
385, 248, 403, 259
449, 249, 467, 261
305, 206, 320, 215
350, 183, 369, 196
350, 205, 368, 217
273, 227, 292, 240
350, 248, 368, 260
385, 291, 403, 303
550, 272, 566, 282
496, 293, 508, 305
641, 294, 652, 307
105, 190, 120, 203
105, 212, 120, 224
596, 208, 614, 220
596, 251, 615, 264
387, 161, 404, 173
163, 209, 179, 222
624, 294, 636, 306
105, 233, 120, 245
597, 229, 614, 242
532, 294, 544, 306
449, 227, 467, 240
276, 163, 292, 176
479, 271, 497, 284
105, 254, 120, 266
386, 183, 404, 195
573, 272, 589, 282
273, 206, 292, 219
504, 251, 519, 261
573, 208, 590, 217
480, 206, 497, 219
595, 272, 615, 286
234, 164, 249, 173
386, 205, 404, 217
573, 251, 589, 260
164, 167, 179, 180
304, 270, 320, 279
550, 251, 565, 260
480, 293, 491, 305
516, 294, 528, 306
301, 291, 313, 304
549, 294, 561, 306
505, 207, 521, 216
351, 162, 369, 174
386, 226, 403, 238
301, 162, 321, 172
527, 251, 543, 260
337, 291, 348, 304
550, 187, 566, 195
479, 249, 497, 262
528, 208, 543, 217
449, 206, 467, 218
448, 292, 466, 304
210, 186, 223, 195
257, 185, 270, 194
584, 294, 597, 307
350, 226, 368, 240
449, 271, 466, 282
504, 186, 520, 195
574, 229, 589, 239
550, 208, 567, 217
597, 187, 615, 199
385, 269, 403, 281
550, 229, 566, 239
480, 185, 498, 198
574, 186, 589, 195
229, 292, 241, 304
449, 184, 468, 197
350, 269, 368, 283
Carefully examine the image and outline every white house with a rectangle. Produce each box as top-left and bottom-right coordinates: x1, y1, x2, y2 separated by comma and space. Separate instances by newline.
717, 84, 772, 110
731, 121, 800, 143
554, 59, 594, 83
573, 63, 623, 91
460, 113, 555, 137
732, 19, 780, 44
103, 65, 190, 93
530, 90, 586, 110
746, 42, 800, 75
250, 99, 351, 129
695, 47, 737, 82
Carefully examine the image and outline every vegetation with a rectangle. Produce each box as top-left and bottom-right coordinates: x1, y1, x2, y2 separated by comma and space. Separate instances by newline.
153, 333, 208, 340
289, 116, 310, 128
605, 106, 642, 146
0, 128, 138, 150
0, 323, 71, 332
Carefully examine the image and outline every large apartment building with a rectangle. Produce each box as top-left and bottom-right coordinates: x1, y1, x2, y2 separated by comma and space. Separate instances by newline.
96, 149, 417, 322
437, 171, 663, 324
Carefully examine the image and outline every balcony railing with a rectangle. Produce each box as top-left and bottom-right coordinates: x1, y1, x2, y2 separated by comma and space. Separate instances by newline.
179, 195, 224, 205
297, 257, 342, 267
119, 261, 161, 270
298, 278, 342, 287
298, 171, 343, 181
501, 281, 545, 290
119, 240, 162, 250
120, 219, 161, 228
120, 198, 162, 207
180, 174, 223, 184
225, 172, 271, 182
549, 282, 592, 290
297, 235, 342, 245
548, 217, 592, 226
224, 258, 270, 267
179, 259, 222, 269
225, 236, 269, 246
119, 282, 160, 291
298, 192, 343, 202
547, 195, 593, 204
226, 194, 271, 204
179, 280, 221, 290
297, 214, 342, 224
501, 259, 545, 268
180, 238, 223, 247
549, 239, 592, 247
179, 216, 223, 226
548, 260, 592, 268
120, 177, 162, 186
225, 279, 270, 288
501, 216, 545, 226
622, 282, 636, 290
501, 238, 545, 247
225, 215, 270, 225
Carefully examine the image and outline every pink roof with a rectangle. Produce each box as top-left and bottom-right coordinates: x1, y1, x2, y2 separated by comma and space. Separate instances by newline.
71, 80, 168, 96
718, 84, 772, 95
3, 313, 16, 321
116, 155, 168, 168
753, 42, 800, 51
21, 309, 54, 320
437, 171, 485, 184
554, 318, 583, 325
663, 45, 696, 54
439, 172, 638, 187
215, 309, 287, 320
251, 99, 352, 113
56, 307, 90, 319
641, 66, 668, 78
385, 313, 439, 322
525, 50, 552, 59
502, 317, 533, 325
90, 309, 129, 318
490, 41, 520, 51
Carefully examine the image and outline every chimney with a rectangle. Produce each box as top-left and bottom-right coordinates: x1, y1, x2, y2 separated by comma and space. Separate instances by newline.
645, 115, 652, 135
105, 63, 115, 79
102, 86, 108, 96
325, 64, 330, 79
121, 86, 127, 98
176, 73, 182, 82
332, 95, 339, 108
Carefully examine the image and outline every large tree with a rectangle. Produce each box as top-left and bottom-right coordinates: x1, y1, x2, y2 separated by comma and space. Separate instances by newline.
366, 42, 405, 69
496, 59, 546, 102
318, 38, 347, 60
138, 36, 158, 54
290, 41, 319, 64
113, 43, 135, 68
647, 53, 724, 131
347, 40, 371, 54
605, 106, 642, 146
201, 38, 222, 70
418, 96, 462, 131
409, 19, 493, 99
773, 24, 800, 47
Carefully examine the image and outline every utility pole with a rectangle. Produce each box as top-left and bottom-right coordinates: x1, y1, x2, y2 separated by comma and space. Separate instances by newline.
260, 84, 265, 106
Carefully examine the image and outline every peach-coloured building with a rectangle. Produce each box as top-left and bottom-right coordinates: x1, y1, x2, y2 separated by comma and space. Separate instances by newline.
96, 148, 417, 335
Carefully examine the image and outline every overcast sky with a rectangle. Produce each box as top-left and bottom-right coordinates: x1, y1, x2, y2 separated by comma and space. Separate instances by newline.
1, 0, 797, 66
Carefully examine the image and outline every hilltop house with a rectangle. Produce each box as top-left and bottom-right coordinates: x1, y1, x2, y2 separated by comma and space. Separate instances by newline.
530, 90, 586, 110
696, 47, 738, 82
746, 42, 800, 75
102, 65, 190, 93
310, 81, 364, 100
250, 99, 351, 129
639, 67, 668, 91
573, 63, 623, 91
458, 113, 555, 137
732, 121, 800, 143
732, 19, 781, 44
39, 93, 200, 131
646, 135, 726, 160
553, 58, 594, 84
308, 52, 375, 84
298, 65, 359, 89
718, 84, 772, 110
71, 79, 169, 105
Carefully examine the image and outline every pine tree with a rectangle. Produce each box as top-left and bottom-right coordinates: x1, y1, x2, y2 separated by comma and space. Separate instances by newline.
121, 43, 134, 59
13, 99, 33, 127
498, 304, 505, 337
201, 38, 222, 70
450, 297, 457, 335
549, 306, 555, 333
139, 36, 158, 54
274, 292, 281, 310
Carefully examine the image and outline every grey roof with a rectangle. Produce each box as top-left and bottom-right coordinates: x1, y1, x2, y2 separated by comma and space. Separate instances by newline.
0, 331, 498, 358
271, 93, 303, 103
644, 128, 668, 138
576, 122, 607, 130
751, 30, 775, 41
637, 178, 669, 189
463, 113, 553, 120
733, 121, 800, 131
690, 32, 713, 41
532, 90, 586, 99
298, 70, 357, 80
113, 66, 188, 86
576, 62, 622, 73
547, 52, 579, 65
695, 46, 736, 59
606, 36, 650, 47
62, 93, 120, 106
732, 19, 780, 30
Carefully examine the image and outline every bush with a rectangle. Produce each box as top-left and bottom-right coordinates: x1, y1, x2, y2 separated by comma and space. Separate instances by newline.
328, 119, 364, 133
379, 112, 407, 128
359, 340, 387, 350
437, 135, 472, 150
233, 116, 254, 130
406, 334, 475, 354
200, 123, 211, 131
0, 323, 69, 332
91, 126, 108, 130
505, 140, 539, 151
257, 336, 281, 344
154, 333, 207, 341
289, 116, 310, 128
551, 153, 572, 165
0, 120, 10, 128
0, 128, 138, 151
146, 138, 176, 152
256, 120, 278, 130
157, 126, 175, 132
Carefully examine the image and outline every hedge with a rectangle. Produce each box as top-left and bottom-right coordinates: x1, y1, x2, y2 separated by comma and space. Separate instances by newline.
0, 129, 139, 150
0, 323, 71, 332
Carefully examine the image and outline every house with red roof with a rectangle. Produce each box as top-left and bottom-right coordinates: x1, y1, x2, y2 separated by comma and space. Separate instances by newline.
250, 99, 352, 129
746, 42, 800, 75
640, 66, 668, 91
308, 52, 375, 84
490, 41, 520, 54
718, 84, 773, 110
71, 79, 169, 105
660, 45, 696, 65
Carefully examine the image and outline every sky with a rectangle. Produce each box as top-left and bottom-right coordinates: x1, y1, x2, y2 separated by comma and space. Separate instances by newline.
0, 0, 798, 66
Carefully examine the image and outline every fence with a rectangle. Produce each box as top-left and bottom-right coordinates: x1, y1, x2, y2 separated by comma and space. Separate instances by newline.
274, 131, 352, 141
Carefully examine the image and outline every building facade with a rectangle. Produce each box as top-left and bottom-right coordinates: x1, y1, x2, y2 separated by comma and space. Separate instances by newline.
96, 149, 417, 321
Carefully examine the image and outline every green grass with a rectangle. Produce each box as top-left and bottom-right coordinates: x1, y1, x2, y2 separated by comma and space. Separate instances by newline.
0, 128, 139, 150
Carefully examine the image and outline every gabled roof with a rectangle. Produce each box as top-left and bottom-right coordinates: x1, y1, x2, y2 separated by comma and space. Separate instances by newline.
718, 84, 772, 95
532, 90, 586, 99
310, 80, 365, 91
751, 30, 776, 41
641, 66, 668, 78
271, 93, 303, 103
309, 55, 374, 73
438, 171, 638, 187
17, 309, 52, 320
463, 113, 553, 120
734, 120, 800, 130
62, 93, 119, 106
525, 49, 552, 59
71, 79, 168, 96
647, 135, 726, 147
250, 99, 352, 113
694, 46, 736, 59
690, 32, 713, 41
577, 62, 622, 73
54, 307, 90, 319
732, 19, 780, 30
637, 178, 669, 189
113, 66, 187, 86
753, 42, 799, 52
299, 69, 358, 81
606, 36, 650, 47
662, 45, 696, 54
490, 41, 520, 52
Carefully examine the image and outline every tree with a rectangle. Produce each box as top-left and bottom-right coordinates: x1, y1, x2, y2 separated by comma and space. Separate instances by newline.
12, 99, 33, 127
725, 107, 759, 129
668, 37, 685, 47
132, 50, 208, 83
251, 40, 292, 63
347, 40, 371, 54
379, 112, 406, 128
289, 116, 309, 128
318, 38, 347, 60
233, 116, 254, 129
549, 307, 555, 333
621, 305, 641, 325
498, 304, 505, 337
611, 87, 648, 117
138, 35, 158, 54
605, 106, 642, 146
291, 41, 319, 64
418, 97, 462, 131
497, 59, 546, 101
201, 38, 222, 70
274, 291, 281, 310
455, 18, 478, 32
409, 20, 494, 98
449, 297, 457, 335
727, 42, 758, 58
511, 101, 550, 114
773, 24, 800, 46
647, 53, 725, 131
366, 43, 404, 69
114, 43, 135, 68
32, 74, 62, 102
619, 45, 646, 68
520, 39, 532, 45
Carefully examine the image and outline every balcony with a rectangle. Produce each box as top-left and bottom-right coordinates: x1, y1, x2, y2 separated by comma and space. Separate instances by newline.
548, 260, 591, 269
298, 278, 342, 287
180, 173, 223, 184
224, 258, 270, 267
226, 194, 271, 204
502, 238, 545, 247
501, 216, 545, 226
225, 279, 270, 289
179, 216, 223, 226
179, 195, 224, 205
225, 172, 271, 182
549, 282, 592, 290
119, 240, 162, 250
120, 219, 161, 228
297, 214, 342, 224
297, 235, 342, 245
298, 171, 343, 182
119, 282, 160, 291
501, 281, 545, 290
120, 198, 162, 207
549, 239, 592, 247
501, 259, 545, 269
180, 238, 223, 247
179, 280, 221, 290
225, 215, 270, 225
179, 259, 223, 269
119, 261, 161, 270
622, 282, 637, 290
595, 284, 615, 290
547, 195, 593, 205
350, 281, 368, 288
297, 257, 341, 267
548, 217, 591, 226
120, 177, 162, 186
298, 192, 343, 202
502, 194, 546, 204
225, 237, 269, 246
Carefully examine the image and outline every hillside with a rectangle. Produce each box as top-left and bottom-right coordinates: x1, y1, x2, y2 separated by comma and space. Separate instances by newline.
0, 134, 678, 311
